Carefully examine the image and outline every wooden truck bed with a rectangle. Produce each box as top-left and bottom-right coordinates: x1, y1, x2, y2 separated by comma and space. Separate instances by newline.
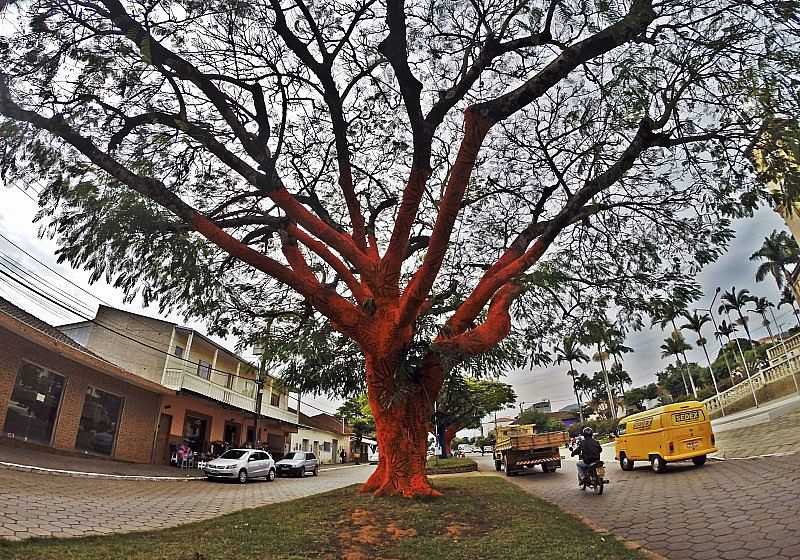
495, 431, 569, 452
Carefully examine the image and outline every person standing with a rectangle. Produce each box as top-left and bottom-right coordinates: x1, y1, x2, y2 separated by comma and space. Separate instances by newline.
339, 448, 347, 464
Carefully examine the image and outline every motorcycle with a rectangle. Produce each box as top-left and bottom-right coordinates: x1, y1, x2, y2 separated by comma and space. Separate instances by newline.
579, 461, 608, 495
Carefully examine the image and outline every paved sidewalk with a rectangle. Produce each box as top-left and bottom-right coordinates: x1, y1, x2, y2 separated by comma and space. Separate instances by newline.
0, 463, 374, 540
714, 409, 800, 458
0, 442, 356, 479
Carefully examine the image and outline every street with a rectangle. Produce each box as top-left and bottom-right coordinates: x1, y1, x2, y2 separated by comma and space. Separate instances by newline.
477, 445, 800, 560
0, 464, 374, 541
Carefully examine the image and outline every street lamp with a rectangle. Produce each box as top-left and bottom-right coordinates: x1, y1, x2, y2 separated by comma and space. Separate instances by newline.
695, 289, 726, 416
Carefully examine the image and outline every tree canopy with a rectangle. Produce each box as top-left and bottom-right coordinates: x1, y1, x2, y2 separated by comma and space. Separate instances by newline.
1, 0, 798, 496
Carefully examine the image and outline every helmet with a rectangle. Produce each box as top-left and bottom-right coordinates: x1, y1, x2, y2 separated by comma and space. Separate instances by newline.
582, 427, 594, 438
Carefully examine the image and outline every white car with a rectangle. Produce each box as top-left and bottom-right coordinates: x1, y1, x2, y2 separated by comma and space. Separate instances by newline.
367, 444, 379, 464
204, 449, 276, 483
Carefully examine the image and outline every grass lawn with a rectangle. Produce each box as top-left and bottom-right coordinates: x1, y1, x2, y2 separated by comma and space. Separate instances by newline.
0, 476, 645, 560
425, 456, 477, 473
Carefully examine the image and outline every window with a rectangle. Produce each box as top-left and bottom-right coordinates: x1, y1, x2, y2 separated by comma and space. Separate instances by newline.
307, 453, 316, 460
323, 441, 331, 452
197, 360, 211, 380
76, 386, 124, 456
302, 439, 309, 451
270, 391, 280, 407
174, 346, 184, 358
4, 362, 65, 445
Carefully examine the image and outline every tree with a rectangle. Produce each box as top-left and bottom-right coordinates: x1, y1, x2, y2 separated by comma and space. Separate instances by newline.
1, 0, 794, 497
719, 288, 756, 343
779, 287, 800, 328
660, 331, 692, 396
435, 378, 515, 457
517, 408, 565, 433
681, 310, 723, 404
580, 318, 618, 419
750, 230, 800, 292
606, 335, 634, 396
574, 373, 596, 411
651, 296, 699, 397
750, 297, 776, 340
623, 387, 648, 412
554, 336, 590, 424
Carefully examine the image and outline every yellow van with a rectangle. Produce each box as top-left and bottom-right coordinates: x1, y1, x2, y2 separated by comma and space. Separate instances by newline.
614, 401, 717, 473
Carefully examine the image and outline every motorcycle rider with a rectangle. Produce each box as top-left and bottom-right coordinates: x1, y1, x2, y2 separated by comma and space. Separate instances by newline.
571, 427, 602, 483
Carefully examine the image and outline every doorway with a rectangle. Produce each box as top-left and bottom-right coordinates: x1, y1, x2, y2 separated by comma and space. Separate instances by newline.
223, 422, 241, 447
155, 413, 172, 464
183, 412, 210, 452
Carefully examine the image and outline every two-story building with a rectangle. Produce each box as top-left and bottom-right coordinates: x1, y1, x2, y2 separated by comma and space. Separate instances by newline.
60, 306, 299, 462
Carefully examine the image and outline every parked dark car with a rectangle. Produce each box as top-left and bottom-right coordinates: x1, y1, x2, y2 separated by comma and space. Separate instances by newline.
275, 451, 319, 477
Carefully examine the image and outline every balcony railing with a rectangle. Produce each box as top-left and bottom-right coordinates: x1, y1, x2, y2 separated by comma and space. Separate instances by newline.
162, 360, 298, 425
702, 352, 800, 414
766, 331, 800, 363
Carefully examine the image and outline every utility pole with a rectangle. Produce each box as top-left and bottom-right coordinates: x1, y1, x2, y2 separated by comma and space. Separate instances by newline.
253, 350, 267, 448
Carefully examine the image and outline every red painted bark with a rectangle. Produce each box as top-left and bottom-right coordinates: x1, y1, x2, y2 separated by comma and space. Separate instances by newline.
443, 425, 458, 457
360, 353, 444, 497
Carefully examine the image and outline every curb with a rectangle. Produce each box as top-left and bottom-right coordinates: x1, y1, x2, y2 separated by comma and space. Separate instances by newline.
0, 461, 204, 481
570, 511, 668, 560
710, 448, 799, 461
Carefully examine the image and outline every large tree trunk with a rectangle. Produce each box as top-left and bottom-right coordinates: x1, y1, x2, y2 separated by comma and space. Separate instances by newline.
360, 353, 443, 497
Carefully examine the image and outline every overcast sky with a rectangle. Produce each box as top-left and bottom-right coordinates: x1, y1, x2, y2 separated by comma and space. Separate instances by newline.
0, 184, 793, 421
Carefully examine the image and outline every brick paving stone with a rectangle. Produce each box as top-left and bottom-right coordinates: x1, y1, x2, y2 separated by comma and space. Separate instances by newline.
0, 464, 374, 540
477, 430, 800, 560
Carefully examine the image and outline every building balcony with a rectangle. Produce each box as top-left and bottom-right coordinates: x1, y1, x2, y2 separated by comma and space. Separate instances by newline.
766, 331, 800, 363
161, 359, 299, 425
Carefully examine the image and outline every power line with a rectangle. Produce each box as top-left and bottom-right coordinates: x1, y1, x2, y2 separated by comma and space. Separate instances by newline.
0, 231, 110, 305
0, 239, 344, 417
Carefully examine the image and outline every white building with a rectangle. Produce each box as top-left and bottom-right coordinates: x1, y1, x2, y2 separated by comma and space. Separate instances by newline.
290, 413, 351, 464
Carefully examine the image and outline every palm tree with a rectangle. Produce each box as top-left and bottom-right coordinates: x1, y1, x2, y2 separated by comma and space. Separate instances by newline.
554, 336, 590, 424
608, 363, 633, 399
579, 318, 617, 419
718, 287, 755, 343
778, 286, 800, 328
750, 297, 776, 339
749, 230, 800, 290
681, 310, 724, 413
574, 373, 595, 407
652, 298, 697, 397
660, 331, 693, 396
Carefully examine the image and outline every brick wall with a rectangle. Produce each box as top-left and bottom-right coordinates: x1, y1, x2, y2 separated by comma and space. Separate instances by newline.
0, 329, 162, 463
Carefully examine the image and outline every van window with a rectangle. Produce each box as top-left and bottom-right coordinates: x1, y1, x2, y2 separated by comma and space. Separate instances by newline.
670, 409, 705, 425
617, 423, 627, 436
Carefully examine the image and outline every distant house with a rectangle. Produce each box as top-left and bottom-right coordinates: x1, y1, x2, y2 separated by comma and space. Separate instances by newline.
290, 412, 352, 464
59, 305, 299, 461
0, 297, 169, 463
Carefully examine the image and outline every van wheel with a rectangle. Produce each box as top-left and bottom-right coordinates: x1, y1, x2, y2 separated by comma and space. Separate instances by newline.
238, 469, 248, 484
692, 455, 707, 467
650, 455, 666, 474
620, 454, 634, 471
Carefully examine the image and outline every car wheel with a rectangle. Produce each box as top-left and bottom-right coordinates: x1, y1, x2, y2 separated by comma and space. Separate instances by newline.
650, 455, 666, 474
295, 468, 303, 478
238, 469, 248, 484
692, 455, 707, 467
267, 468, 276, 482
620, 454, 634, 471
312, 466, 319, 476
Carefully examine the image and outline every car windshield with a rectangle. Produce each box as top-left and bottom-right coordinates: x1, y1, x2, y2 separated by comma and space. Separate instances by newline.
218, 450, 247, 460
287, 452, 305, 460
